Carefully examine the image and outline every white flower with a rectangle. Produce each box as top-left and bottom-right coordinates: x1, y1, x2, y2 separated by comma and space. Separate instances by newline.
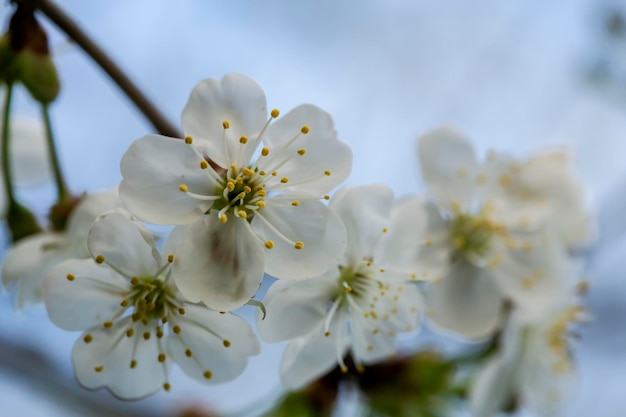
2, 188, 121, 309
470, 286, 587, 417
416, 128, 587, 338
43, 210, 259, 399
120, 73, 352, 311
257, 185, 423, 390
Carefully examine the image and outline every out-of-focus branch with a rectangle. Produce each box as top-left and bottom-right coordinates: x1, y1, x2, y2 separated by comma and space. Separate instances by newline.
12, 0, 182, 138
0, 335, 168, 417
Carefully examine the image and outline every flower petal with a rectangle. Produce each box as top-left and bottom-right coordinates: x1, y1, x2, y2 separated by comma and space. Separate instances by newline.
9, 114, 51, 184
280, 314, 349, 390
65, 188, 123, 245
181, 73, 268, 168
258, 273, 336, 343
426, 260, 502, 339
44, 259, 128, 331
252, 197, 346, 280
262, 104, 352, 195
172, 215, 265, 311
470, 354, 516, 417
120, 134, 214, 225
72, 319, 167, 400
167, 304, 259, 384
330, 184, 393, 266
87, 210, 161, 278
1, 232, 66, 309
417, 127, 480, 211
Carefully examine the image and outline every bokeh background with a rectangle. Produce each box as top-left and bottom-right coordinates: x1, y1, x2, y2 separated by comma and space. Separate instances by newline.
1, 0, 626, 416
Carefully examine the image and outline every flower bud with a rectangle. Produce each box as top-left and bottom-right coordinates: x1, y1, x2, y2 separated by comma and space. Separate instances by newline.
0, 6, 60, 103
6, 201, 42, 242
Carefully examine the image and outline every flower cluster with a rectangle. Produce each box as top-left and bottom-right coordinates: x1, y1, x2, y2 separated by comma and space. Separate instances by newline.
1, 73, 593, 416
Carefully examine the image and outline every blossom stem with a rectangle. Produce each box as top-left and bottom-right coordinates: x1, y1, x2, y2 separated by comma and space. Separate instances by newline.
42, 104, 70, 203
1, 83, 15, 206
15, 0, 181, 138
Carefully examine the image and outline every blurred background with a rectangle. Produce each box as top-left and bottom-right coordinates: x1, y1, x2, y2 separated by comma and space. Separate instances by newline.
1, 0, 626, 415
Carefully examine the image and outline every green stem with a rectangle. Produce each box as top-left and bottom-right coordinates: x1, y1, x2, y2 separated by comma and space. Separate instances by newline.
2, 83, 15, 207
41, 104, 69, 202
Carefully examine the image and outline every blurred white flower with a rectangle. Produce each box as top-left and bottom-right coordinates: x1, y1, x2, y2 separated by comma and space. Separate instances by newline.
257, 185, 423, 390
120, 73, 352, 311
416, 128, 590, 338
44, 210, 259, 399
470, 285, 588, 417
1, 188, 121, 308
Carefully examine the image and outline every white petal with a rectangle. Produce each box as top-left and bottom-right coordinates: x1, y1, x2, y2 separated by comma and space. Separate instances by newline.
120, 135, 214, 225
376, 198, 451, 279
263, 104, 352, 195
65, 188, 123, 245
252, 197, 346, 280
280, 315, 349, 390
72, 319, 167, 399
87, 210, 161, 278
470, 354, 516, 417
1, 232, 67, 309
9, 114, 51, 184
426, 261, 502, 339
330, 184, 393, 266
172, 215, 265, 311
167, 304, 259, 384
257, 274, 336, 343
44, 259, 128, 331
181, 73, 267, 168
417, 127, 480, 210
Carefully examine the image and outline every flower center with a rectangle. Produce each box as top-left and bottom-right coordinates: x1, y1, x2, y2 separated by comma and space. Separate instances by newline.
449, 212, 503, 261
123, 275, 174, 322
210, 164, 267, 223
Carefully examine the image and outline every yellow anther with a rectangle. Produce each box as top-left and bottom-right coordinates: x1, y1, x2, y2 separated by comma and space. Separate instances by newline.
382, 228, 388, 233
238, 210, 247, 219
372, 328, 379, 335
227, 182, 235, 192
223, 340, 231, 347
297, 148, 306, 156
156, 328, 164, 338
167, 254, 175, 263
392, 307, 398, 314
219, 214, 228, 224
222, 120, 230, 129
237, 192, 246, 199
239, 136, 248, 144
131, 277, 140, 285
237, 177, 244, 185
379, 268, 385, 273
294, 241, 304, 250
94, 366, 103, 373
103, 321, 113, 328
243, 186, 252, 193
66, 273, 75, 281
130, 360, 137, 369
173, 325, 181, 334
95, 255, 105, 264
411, 273, 417, 280
265, 240, 275, 249
345, 285, 352, 292
83, 334, 93, 343
366, 261, 372, 267
259, 170, 266, 176
184, 136, 193, 144
291, 200, 300, 206
367, 345, 373, 352
203, 370, 213, 379
243, 168, 254, 177
261, 147, 270, 156
357, 365, 365, 373
258, 189, 267, 197
126, 328, 134, 337
364, 312, 369, 318
323, 195, 330, 200
301, 125, 310, 134
271, 108, 280, 118
256, 200, 266, 208
230, 163, 237, 172
200, 160, 209, 169
120, 299, 130, 307
499, 174, 512, 187
178, 184, 188, 193
178, 307, 186, 315
280, 177, 289, 183
158, 353, 166, 363
324, 170, 331, 176
143, 332, 151, 340
162, 316, 169, 324
271, 171, 277, 177
185, 349, 193, 357
163, 383, 171, 391
425, 239, 433, 246
325, 331, 331, 337
341, 366, 348, 374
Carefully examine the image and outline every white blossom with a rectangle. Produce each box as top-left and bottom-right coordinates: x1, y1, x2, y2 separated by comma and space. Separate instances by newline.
470, 283, 588, 417
2, 188, 121, 309
257, 185, 424, 390
120, 73, 351, 311
44, 210, 259, 399
416, 128, 590, 338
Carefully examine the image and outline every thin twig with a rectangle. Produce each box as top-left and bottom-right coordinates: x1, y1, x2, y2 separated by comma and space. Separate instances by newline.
14, 0, 182, 138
